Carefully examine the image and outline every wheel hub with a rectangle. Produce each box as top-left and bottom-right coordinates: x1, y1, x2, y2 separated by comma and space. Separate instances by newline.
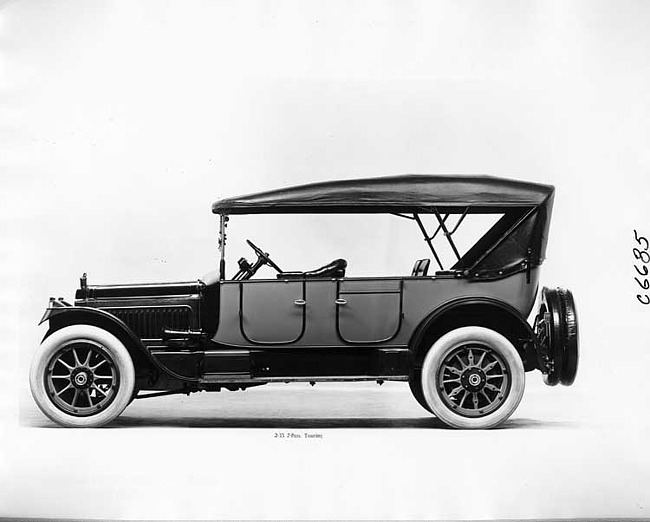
71, 368, 93, 389
461, 369, 486, 392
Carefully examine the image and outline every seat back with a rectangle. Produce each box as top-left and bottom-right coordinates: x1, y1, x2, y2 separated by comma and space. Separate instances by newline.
277, 259, 347, 279
411, 258, 431, 277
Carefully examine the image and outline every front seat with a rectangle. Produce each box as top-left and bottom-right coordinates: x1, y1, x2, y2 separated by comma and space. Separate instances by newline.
277, 259, 347, 279
411, 259, 431, 277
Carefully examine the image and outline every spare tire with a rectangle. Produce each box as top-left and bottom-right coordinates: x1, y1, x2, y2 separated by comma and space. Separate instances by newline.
557, 288, 579, 386
534, 287, 579, 387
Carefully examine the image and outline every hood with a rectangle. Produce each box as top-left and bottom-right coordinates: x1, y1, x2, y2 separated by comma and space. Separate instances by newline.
75, 280, 203, 302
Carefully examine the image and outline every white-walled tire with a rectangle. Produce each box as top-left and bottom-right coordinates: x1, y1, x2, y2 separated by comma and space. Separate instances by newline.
30, 325, 135, 428
421, 326, 525, 429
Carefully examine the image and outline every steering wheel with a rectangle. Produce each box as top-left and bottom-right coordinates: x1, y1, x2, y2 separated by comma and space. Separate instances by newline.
246, 239, 283, 273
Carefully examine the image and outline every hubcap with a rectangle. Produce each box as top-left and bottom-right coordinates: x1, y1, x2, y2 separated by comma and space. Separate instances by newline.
71, 368, 92, 388
464, 370, 485, 390
45, 340, 119, 417
437, 344, 510, 418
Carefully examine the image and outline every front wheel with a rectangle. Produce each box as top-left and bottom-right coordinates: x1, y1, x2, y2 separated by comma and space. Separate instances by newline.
30, 325, 135, 427
421, 326, 525, 429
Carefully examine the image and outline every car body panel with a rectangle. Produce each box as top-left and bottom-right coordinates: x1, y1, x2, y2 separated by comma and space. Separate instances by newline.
212, 267, 539, 350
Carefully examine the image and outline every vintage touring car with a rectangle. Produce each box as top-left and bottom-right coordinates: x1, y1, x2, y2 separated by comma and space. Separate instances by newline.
30, 175, 578, 429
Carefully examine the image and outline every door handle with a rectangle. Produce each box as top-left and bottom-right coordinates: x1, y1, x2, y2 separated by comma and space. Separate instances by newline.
294, 299, 306, 306
335, 298, 347, 305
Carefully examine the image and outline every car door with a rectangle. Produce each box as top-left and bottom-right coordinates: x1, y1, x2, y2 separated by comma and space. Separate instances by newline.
336, 278, 403, 343
239, 279, 306, 344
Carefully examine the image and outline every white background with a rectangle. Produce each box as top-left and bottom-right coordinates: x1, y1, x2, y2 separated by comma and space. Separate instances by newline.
1, 0, 650, 519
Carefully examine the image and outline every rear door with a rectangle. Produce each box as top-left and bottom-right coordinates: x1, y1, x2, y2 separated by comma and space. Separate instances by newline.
336, 278, 403, 344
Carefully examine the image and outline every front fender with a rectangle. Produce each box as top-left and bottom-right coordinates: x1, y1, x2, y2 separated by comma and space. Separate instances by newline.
40, 302, 156, 373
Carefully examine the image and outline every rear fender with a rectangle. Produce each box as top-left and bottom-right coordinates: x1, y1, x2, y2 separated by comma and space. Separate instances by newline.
409, 297, 537, 371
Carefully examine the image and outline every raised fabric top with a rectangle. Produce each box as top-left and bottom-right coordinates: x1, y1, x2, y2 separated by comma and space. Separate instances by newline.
212, 174, 554, 215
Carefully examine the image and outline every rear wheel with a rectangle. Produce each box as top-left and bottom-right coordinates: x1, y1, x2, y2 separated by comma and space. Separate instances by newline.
30, 325, 135, 427
421, 326, 525, 429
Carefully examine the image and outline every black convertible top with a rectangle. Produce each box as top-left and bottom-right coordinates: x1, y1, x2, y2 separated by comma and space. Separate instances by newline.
213, 175, 557, 278
212, 175, 554, 215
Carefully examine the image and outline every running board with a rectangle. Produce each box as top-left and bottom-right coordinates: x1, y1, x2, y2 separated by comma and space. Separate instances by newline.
200, 372, 251, 383
194, 348, 412, 382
